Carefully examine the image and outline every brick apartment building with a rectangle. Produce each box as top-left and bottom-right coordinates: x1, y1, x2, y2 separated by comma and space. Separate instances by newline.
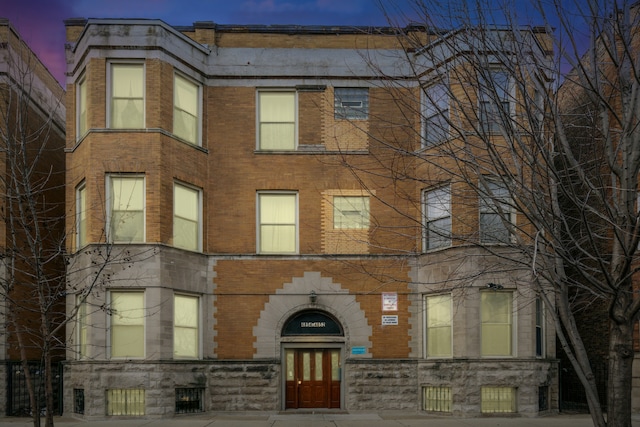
0, 19, 66, 415
61, 18, 558, 418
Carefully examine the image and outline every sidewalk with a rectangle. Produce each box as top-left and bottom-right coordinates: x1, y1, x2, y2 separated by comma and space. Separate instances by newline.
3, 412, 640, 427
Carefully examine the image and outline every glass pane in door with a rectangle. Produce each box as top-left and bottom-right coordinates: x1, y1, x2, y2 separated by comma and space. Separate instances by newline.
302, 351, 310, 381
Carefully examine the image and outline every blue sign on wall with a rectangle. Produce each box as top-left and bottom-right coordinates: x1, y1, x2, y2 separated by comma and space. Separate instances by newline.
351, 346, 366, 355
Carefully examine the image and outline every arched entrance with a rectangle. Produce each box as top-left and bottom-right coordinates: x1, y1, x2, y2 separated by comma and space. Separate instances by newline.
282, 310, 344, 409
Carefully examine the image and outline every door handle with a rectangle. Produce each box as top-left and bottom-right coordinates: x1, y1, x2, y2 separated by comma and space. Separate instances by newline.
298, 380, 301, 385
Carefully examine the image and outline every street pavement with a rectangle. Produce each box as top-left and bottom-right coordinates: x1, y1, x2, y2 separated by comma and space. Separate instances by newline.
2, 412, 640, 427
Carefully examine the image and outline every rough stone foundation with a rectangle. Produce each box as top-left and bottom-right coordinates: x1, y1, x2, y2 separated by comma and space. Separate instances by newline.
64, 358, 557, 419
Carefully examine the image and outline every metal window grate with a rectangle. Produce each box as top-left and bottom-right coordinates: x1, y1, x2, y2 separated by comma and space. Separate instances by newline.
73, 389, 85, 414
423, 386, 451, 412
175, 388, 204, 414
6, 361, 63, 417
106, 389, 145, 416
481, 387, 516, 413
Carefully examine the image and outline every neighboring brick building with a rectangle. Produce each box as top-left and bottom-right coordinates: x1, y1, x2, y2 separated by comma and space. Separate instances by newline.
62, 18, 557, 418
0, 19, 66, 415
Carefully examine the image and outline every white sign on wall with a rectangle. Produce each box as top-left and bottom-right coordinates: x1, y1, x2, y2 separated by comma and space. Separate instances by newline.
382, 292, 397, 311
382, 315, 398, 326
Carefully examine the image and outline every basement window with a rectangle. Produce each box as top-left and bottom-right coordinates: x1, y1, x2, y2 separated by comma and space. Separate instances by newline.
175, 388, 204, 414
106, 389, 145, 416
423, 386, 451, 412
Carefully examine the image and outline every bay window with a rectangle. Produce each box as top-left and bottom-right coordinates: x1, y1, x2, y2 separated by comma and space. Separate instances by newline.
479, 179, 512, 244
422, 81, 449, 146
173, 182, 201, 251
110, 291, 145, 358
174, 294, 199, 359
77, 75, 87, 137
173, 73, 199, 144
423, 186, 451, 250
108, 175, 145, 243
76, 182, 87, 248
481, 291, 513, 356
110, 63, 144, 129
425, 294, 452, 357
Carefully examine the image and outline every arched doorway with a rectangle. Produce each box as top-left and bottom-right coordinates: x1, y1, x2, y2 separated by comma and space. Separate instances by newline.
282, 310, 344, 409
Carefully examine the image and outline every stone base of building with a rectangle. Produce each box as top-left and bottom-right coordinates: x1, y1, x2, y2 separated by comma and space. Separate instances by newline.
0, 363, 5, 416
63, 358, 558, 419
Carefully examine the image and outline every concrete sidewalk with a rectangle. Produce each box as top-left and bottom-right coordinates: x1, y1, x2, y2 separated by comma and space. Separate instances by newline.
2, 412, 639, 427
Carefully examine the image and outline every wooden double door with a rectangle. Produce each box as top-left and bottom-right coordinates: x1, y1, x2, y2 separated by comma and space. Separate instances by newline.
285, 348, 341, 409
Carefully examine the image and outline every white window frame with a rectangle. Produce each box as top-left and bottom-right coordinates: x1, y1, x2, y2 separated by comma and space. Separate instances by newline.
256, 89, 297, 150
173, 72, 201, 145
106, 175, 146, 243
257, 192, 299, 254
333, 196, 370, 229
422, 185, 452, 251
480, 291, 514, 357
107, 61, 145, 129
76, 182, 87, 249
479, 179, 513, 244
424, 294, 452, 358
479, 69, 514, 133
173, 181, 202, 252
334, 87, 369, 120
422, 80, 449, 147
108, 290, 145, 359
173, 293, 201, 359
77, 73, 87, 139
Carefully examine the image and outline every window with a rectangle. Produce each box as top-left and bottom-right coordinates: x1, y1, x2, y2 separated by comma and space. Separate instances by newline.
333, 196, 369, 229
173, 73, 199, 144
174, 294, 199, 359
110, 63, 144, 129
479, 70, 512, 133
481, 292, 513, 356
425, 294, 452, 357
258, 91, 296, 150
539, 386, 549, 411
258, 193, 297, 254
173, 183, 201, 251
106, 389, 145, 416
481, 387, 516, 413
422, 82, 449, 146
334, 87, 369, 120
74, 389, 85, 414
536, 298, 544, 357
110, 291, 144, 358
423, 386, 452, 412
108, 176, 145, 243
76, 183, 87, 248
175, 388, 204, 414
479, 179, 512, 244
77, 75, 87, 137
423, 186, 451, 251
76, 295, 87, 359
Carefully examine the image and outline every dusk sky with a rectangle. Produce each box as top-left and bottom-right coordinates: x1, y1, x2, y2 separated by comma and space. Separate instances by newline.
2, 0, 415, 86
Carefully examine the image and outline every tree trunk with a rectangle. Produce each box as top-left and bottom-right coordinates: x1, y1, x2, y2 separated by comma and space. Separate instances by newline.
607, 320, 635, 427
44, 352, 54, 427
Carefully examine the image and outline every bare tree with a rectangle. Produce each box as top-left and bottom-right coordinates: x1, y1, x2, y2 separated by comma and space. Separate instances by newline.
337, 1, 640, 426
0, 24, 156, 427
